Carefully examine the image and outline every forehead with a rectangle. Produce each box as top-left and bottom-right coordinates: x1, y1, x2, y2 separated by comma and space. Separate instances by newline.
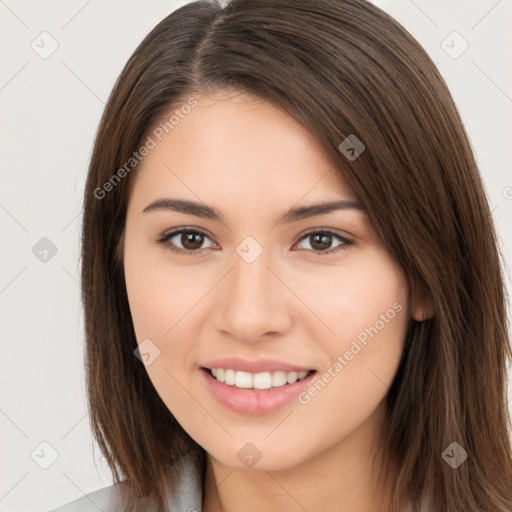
129, 90, 355, 208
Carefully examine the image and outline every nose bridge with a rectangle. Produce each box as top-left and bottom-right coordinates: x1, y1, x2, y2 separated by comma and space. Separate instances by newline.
232, 249, 272, 302
214, 245, 291, 341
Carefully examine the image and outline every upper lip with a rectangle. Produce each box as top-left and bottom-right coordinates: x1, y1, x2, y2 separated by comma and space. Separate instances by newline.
201, 357, 315, 374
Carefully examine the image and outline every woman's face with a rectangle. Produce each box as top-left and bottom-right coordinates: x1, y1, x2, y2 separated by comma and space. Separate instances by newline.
123, 90, 412, 471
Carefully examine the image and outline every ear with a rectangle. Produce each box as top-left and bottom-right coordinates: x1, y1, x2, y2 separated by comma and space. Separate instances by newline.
411, 288, 435, 321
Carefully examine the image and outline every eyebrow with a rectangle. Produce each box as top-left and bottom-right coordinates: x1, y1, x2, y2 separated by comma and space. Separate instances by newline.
142, 198, 364, 224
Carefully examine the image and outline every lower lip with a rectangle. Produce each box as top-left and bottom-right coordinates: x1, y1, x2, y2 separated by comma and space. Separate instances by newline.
200, 368, 316, 416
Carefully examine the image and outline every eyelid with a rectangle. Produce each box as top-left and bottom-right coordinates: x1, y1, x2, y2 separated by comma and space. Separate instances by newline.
297, 226, 352, 240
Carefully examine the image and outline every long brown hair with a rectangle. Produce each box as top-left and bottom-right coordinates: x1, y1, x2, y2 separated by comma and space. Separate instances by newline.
80, 0, 512, 510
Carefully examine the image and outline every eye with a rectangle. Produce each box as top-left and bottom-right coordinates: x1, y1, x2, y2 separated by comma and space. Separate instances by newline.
157, 227, 353, 256
294, 229, 353, 256
157, 228, 217, 255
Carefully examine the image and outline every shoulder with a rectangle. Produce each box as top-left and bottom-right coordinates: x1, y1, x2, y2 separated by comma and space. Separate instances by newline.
48, 483, 121, 512
49, 453, 203, 512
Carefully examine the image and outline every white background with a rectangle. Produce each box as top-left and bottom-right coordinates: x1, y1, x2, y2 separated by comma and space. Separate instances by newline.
1, 1, 511, 511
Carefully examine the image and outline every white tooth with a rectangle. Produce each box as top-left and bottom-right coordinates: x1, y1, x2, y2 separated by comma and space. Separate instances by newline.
213, 368, 309, 388
253, 372, 272, 390
235, 371, 253, 388
271, 371, 287, 387
225, 369, 236, 385
286, 371, 298, 384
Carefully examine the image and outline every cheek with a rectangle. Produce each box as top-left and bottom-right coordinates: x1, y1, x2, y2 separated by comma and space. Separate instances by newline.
126, 272, 178, 339
290, 252, 409, 344
124, 245, 205, 341
338, 265, 408, 345
123, 242, 217, 400
290, 252, 410, 407
293, 253, 409, 425
123, 245, 204, 412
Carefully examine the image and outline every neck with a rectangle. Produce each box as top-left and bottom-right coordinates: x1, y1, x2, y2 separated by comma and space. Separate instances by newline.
202, 401, 400, 512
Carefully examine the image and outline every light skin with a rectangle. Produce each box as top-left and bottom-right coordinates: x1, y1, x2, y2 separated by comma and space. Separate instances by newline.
122, 89, 429, 512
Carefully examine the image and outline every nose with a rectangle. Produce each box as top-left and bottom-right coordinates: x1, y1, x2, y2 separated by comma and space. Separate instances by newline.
213, 250, 293, 343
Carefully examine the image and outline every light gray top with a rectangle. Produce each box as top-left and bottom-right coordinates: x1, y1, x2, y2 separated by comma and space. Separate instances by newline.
48, 455, 202, 512
49, 454, 434, 512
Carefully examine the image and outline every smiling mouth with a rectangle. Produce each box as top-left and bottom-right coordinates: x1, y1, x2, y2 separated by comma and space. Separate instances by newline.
201, 367, 316, 390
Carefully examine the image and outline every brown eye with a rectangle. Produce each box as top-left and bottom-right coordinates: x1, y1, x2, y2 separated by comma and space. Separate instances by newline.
295, 230, 353, 255
157, 228, 353, 257
179, 231, 205, 250
158, 228, 216, 254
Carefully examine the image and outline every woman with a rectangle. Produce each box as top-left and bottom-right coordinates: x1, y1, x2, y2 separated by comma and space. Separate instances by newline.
50, 0, 512, 511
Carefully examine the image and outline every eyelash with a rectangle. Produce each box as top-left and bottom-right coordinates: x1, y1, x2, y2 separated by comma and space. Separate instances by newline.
156, 227, 354, 257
